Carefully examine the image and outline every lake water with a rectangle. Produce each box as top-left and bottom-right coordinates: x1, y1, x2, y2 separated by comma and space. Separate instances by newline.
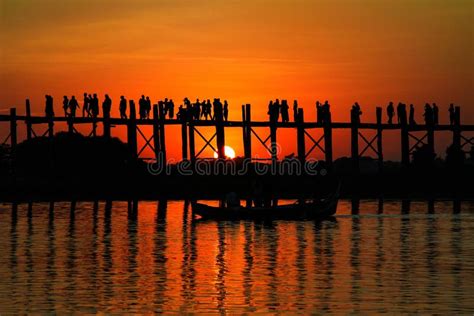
0, 200, 473, 313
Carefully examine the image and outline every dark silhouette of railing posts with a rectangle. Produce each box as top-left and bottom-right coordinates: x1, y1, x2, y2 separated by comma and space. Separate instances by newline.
127, 100, 138, 159
25, 99, 32, 140
297, 108, 305, 164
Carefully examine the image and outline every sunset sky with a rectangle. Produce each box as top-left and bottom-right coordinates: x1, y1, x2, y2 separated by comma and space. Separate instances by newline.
1, 0, 472, 160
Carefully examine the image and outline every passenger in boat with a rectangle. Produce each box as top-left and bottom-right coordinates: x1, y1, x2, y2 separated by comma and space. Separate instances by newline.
225, 192, 240, 208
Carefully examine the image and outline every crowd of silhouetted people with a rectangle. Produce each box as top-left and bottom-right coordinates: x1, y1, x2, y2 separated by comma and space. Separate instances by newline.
176, 98, 229, 121
384, 102, 458, 126
43, 95, 460, 126
44, 94, 231, 122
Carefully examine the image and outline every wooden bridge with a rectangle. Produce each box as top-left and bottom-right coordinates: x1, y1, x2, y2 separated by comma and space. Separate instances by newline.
1, 100, 473, 172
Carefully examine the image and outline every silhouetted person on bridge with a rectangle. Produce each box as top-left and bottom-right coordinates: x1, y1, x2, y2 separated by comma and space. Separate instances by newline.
351, 102, 362, 124
281, 100, 289, 122
169, 99, 175, 119
409, 104, 416, 125
423, 103, 433, 126
119, 96, 127, 119
274, 99, 281, 122
223, 100, 229, 121
82, 93, 90, 117
432, 103, 439, 125
396, 102, 404, 124
449, 104, 455, 125
316, 101, 322, 123
63, 96, 69, 117
213, 98, 223, 121
322, 100, 330, 123
387, 102, 394, 124
45, 95, 54, 118
193, 99, 201, 120
102, 94, 112, 118
68, 96, 79, 118
139, 95, 146, 119
91, 94, 99, 118
177, 105, 185, 121
145, 96, 151, 119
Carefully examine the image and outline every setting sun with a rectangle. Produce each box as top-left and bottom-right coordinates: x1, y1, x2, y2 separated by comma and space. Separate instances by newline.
214, 146, 236, 159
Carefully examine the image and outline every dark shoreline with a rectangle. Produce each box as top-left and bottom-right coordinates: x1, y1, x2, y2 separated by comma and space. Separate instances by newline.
1, 173, 472, 202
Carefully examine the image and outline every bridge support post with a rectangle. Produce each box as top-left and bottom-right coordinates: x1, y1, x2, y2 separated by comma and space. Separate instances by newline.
9, 108, 17, 149
376, 107, 383, 173
351, 108, 359, 174
297, 108, 305, 165
25, 99, 32, 140
127, 100, 137, 159
152, 104, 161, 162
324, 111, 333, 170
158, 103, 167, 164
400, 110, 409, 168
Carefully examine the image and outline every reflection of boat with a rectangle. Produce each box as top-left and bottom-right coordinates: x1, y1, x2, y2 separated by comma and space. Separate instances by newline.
192, 184, 340, 221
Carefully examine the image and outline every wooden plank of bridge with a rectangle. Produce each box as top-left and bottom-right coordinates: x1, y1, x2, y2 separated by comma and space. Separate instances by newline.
324, 111, 333, 169
400, 109, 409, 167
127, 100, 138, 158
351, 108, 359, 174
25, 99, 32, 140
158, 103, 166, 164
152, 104, 161, 162
297, 108, 305, 164
10, 108, 17, 149
376, 107, 383, 172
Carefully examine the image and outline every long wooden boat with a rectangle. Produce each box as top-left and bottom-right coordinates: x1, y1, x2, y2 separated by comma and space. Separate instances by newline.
192, 185, 340, 221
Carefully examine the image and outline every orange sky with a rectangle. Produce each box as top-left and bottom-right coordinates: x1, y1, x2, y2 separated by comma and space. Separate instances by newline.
1, 0, 472, 160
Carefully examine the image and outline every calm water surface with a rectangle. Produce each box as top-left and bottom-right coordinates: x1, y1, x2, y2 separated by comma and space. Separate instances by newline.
0, 200, 473, 313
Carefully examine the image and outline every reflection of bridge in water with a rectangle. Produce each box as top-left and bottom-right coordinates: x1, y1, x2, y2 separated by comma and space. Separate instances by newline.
1, 100, 473, 173
2, 199, 471, 313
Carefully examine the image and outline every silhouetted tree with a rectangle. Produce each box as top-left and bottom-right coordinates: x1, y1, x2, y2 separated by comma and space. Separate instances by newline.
445, 143, 465, 168
412, 144, 436, 169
